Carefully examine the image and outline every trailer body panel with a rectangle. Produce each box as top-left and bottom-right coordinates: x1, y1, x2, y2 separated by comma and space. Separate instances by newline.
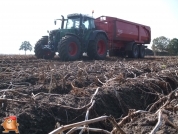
94, 16, 151, 50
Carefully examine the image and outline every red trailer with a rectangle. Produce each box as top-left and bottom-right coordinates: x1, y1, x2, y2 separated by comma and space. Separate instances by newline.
95, 16, 151, 58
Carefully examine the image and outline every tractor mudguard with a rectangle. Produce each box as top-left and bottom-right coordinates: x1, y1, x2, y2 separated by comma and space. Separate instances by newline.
42, 36, 48, 38
65, 33, 81, 41
89, 30, 109, 41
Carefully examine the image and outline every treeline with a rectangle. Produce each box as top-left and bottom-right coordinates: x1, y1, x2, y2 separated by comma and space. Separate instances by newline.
151, 36, 178, 56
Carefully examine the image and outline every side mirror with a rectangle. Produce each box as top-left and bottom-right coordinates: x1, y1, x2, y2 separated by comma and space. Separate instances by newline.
54, 20, 56, 25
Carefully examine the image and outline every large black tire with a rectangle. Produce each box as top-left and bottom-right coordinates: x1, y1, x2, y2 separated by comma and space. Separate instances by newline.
34, 36, 55, 59
58, 36, 82, 61
128, 44, 139, 58
87, 34, 108, 60
34, 37, 48, 58
138, 45, 145, 58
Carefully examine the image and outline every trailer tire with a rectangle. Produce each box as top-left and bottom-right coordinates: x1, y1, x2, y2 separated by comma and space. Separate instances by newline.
87, 34, 108, 60
138, 45, 145, 58
34, 36, 48, 59
128, 44, 139, 58
58, 35, 82, 61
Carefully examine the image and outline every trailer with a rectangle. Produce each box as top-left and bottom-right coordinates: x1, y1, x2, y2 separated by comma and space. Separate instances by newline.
95, 16, 151, 58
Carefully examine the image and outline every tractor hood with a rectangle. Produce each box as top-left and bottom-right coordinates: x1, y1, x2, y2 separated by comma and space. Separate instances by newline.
49, 29, 58, 35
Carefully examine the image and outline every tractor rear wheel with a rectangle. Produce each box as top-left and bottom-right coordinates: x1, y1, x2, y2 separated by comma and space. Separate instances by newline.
58, 36, 82, 61
138, 45, 145, 58
87, 34, 108, 60
34, 37, 55, 59
128, 44, 139, 58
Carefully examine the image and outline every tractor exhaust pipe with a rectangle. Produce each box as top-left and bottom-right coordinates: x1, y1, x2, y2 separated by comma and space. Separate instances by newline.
61, 15, 64, 29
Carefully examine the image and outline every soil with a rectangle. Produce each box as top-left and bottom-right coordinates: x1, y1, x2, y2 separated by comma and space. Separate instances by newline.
0, 55, 178, 134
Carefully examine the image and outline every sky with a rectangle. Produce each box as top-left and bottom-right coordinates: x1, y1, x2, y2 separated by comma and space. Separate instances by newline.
0, 0, 178, 54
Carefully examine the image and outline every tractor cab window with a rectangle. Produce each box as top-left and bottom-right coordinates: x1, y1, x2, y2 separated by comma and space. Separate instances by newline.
66, 17, 80, 29
82, 17, 89, 29
82, 17, 95, 29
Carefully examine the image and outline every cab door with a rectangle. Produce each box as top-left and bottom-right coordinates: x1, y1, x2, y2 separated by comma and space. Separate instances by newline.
81, 17, 95, 51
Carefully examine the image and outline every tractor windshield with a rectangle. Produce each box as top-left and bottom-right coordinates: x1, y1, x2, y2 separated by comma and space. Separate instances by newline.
66, 17, 80, 29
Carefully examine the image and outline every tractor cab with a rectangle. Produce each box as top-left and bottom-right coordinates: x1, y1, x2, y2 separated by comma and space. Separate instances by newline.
66, 13, 95, 30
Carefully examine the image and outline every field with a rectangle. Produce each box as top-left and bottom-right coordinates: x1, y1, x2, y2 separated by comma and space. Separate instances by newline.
0, 55, 178, 134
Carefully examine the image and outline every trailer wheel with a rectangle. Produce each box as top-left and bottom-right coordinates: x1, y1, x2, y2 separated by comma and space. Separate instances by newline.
128, 44, 139, 58
58, 35, 82, 61
138, 45, 145, 58
34, 36, 48, 58
87, 34, 108, 60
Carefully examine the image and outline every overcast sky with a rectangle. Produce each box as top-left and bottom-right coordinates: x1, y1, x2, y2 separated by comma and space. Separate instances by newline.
0, 0, 178, 54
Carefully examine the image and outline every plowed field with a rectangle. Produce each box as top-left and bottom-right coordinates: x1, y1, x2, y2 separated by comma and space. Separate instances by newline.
0, 55, 178, 134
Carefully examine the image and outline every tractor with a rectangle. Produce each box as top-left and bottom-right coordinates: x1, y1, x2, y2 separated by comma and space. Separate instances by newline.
34, 14, 108, 61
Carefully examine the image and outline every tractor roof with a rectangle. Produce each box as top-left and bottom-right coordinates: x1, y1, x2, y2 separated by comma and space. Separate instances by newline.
67, 13, 94, 19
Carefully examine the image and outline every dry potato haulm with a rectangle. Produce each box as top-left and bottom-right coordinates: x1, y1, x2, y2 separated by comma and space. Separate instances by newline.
0, 55, 178, 134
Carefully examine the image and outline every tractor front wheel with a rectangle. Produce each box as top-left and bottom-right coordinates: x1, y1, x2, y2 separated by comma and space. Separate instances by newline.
34, 37, 48, 58
58, 36, 82, 61
34, 36, 55, 59
87, 34, 108, 60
